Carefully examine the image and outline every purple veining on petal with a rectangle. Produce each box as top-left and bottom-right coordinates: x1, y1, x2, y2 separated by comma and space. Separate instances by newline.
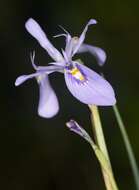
64, 62, 116, 106
64, 62, 88, 85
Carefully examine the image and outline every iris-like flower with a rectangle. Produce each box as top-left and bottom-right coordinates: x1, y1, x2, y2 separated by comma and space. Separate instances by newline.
15, 18, 116, 118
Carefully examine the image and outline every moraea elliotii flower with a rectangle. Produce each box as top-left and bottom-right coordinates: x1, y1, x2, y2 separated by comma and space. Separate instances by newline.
15, 18, 116, 118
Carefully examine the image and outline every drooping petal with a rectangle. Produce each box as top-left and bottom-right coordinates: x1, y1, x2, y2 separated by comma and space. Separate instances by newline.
72, 19, 97, 56
77, 44, 107, 66
25, 18, 64, 62
37, 74, 59, 118
64, 63, 116, 106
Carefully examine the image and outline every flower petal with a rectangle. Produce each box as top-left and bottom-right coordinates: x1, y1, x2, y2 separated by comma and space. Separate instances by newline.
72, 19, 97, 56
77, 44, 107, 66
37, 74, 59, 118
64, 63, 116, 106
25, 18, 64, 62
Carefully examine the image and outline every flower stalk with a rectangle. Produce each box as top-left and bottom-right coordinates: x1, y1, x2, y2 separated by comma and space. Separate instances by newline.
90, 144, 118, 190
66, 119, 119, 190
113, 105, 139, 190
89, 105, 119, 190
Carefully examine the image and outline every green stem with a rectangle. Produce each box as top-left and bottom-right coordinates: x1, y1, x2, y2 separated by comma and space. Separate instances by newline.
89, 105, 119, 190
113, 105, 139, 190
91, 143, 118, 190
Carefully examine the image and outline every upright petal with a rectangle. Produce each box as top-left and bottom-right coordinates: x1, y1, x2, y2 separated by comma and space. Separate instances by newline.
65, 37, 78, 58
58, 25, 72, 50
77, 44, 107, 66
64, 63, 116, 106
53, 32, 72, 58
72, 19, 97, 56
37, 74, 59, 118
65, 33, 72, 49
25, 18, 64, 62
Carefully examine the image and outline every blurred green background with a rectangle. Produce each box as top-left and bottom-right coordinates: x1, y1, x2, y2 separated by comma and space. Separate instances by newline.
0, 0, 139, 189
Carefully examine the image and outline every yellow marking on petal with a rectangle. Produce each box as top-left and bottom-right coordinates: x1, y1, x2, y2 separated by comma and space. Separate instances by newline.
70, 67, 85, 81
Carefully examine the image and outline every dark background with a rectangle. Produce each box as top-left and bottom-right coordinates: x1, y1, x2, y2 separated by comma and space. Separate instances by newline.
1, 0, 139, 189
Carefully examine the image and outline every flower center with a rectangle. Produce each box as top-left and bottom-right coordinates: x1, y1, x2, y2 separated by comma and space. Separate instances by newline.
72, 36, 79, 43
70, 67, 85, 81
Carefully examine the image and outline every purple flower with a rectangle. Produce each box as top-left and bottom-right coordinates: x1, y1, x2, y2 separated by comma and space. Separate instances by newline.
15, 18, 116, 118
